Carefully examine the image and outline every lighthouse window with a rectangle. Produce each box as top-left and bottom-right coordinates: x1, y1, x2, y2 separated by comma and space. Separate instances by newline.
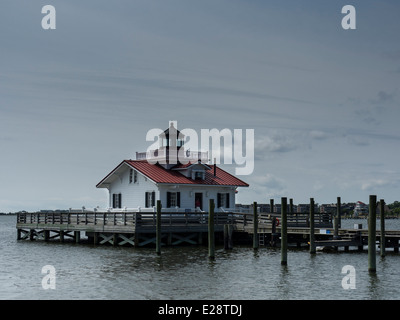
217, 193, 230, 209
129, 169, 138, 184
167, 192, 181, 208
112, 193, 122, 209
193, 170, 205, 180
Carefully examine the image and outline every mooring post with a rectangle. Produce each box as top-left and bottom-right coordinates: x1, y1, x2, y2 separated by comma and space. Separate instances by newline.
289, 198, 294, 215
281, 197, 288, 265
270, 217, 277, 247
368, 195, 377, 273
270, 199, 274, 214
380, 199, 385, 257
156, 200, 162, 255
253, 201, 258, 250
75, 231, 80, 244
223, 224, 233, 250
337, 197, 341, 228
224, 224, 229, 250
309, 198, 316, 254
228, 224, 233, 249
333, 197, 341, 240
208, 199, 215, 260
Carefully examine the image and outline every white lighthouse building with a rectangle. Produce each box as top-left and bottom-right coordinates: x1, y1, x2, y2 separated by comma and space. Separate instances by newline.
96, 122, 249, 212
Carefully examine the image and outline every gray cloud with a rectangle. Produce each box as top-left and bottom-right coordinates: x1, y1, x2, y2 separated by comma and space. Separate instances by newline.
1, 1, 400, 211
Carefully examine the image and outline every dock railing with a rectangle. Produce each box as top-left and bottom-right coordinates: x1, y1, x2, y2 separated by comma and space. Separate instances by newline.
16, 209, 236, 231
16, 208, 332, 233
233, 212, 333, 230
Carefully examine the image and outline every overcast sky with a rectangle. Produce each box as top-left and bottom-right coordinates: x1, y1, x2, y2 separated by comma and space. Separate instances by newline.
1, 0, 400, 212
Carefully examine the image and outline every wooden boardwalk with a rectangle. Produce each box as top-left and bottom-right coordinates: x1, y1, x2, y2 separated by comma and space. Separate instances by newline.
16, 210, 233, 246
16, 210, 400, 251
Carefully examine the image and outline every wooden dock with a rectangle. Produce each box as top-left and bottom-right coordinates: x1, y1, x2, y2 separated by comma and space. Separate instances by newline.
16, 209, 233, 247
16, 209, 400, 251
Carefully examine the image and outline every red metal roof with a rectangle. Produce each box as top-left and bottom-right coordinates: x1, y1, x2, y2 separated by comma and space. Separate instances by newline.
96, 160, 249, 187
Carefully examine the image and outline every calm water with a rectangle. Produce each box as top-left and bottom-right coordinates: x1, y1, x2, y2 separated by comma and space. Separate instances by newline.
1, 215, 400, 300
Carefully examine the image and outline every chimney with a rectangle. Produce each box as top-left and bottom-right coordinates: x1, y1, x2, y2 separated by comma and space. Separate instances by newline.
213, 157, 216, 176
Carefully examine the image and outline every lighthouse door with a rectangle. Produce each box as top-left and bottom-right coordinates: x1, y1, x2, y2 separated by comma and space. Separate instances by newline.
194, 193, 203, 210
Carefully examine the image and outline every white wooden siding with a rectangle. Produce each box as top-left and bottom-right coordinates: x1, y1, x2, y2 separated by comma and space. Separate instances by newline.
108, 166, 159, 208
107, 164, 237, 211
158, 185, 235, 212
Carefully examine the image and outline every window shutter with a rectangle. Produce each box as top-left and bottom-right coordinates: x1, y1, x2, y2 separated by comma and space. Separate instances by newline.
167, 192, 171, 208
226, 193, 230, 209
112, 194, 116, 208
119, 193, 122, 208
177, 192, 181, 208
151, 191, 156, 207
217, 193, 222, 208
145, 192, 149, 208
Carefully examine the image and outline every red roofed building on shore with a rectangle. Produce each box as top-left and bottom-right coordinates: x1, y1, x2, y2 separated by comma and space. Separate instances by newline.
96, 122, 249, 212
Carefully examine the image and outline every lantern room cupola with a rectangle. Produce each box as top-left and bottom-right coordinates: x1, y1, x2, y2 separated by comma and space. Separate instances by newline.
136, 121, 209, 168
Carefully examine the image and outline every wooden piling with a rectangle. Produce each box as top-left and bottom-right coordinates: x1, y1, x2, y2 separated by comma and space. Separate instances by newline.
228, 225, 233, 249
270, 199, 274, 213
253, 201, 258, 250
270, 217, 277, 247
334, 197, 341, 240
281, 197, 288, 265
368, 195, 377, 273
156, 200, 162, 255
224, 225, 229, 250
289, 198, 294, 215
224, 225, 233, 250
208, 199, 215, 260
337, 197, 341, 228
380, 199, 386, 257
75, 231, 80, 244
309, 198, 316, 254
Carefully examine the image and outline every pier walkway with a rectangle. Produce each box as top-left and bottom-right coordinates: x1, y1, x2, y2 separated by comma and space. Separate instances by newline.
16, 209, 400, 251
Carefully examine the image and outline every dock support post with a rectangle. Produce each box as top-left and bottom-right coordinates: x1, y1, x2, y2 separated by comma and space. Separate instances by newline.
75, 231, 80, 244
333, 197, 341, 240
253, 201, 258, 250
309, 198, 316, 254
44, 230, 50, 242
289, 198, 294, 215
228, 225, 233, 249
17, 229, 21, 240
281, 197, 288, 265
223, 225, 233, 250
59, 230, 64, 243
270, 199, 274, 213
208, 199, 215, 260
156, 200, 162, 255
368, 195, 377, 273
224, 225, 229, 250
337, 197, 341, 228
380, 199, 386, 257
